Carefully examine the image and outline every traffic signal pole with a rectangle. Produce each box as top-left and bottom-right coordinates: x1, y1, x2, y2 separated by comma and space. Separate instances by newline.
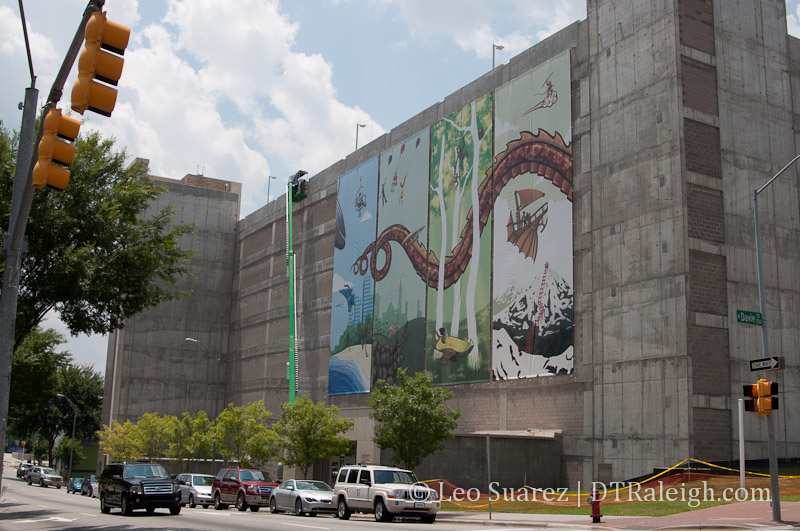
0, 0, 103, 493
751, 156, 800, 523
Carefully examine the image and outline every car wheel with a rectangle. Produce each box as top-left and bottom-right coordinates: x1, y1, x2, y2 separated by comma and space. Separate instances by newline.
214, 492, 228, 510
337, 498, 351, 520
39, 479, 45, 487
56, 485, 61, 489
374, 498, 393, 522
169, 505, 181, 515
27, 476, 31, 485
121, 495, 133, 516
189, 494, 196, 509
100, 493, 111, 514
146, 507, 155, 514
250, 505, 259, 512
295, 498, 305, 517
270, 496, 279, 513
236, 492, 248, 511
421, 514, 436, 524
88, 486, 93, 497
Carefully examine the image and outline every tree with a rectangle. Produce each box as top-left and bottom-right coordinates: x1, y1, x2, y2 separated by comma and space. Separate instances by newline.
53, 436, 85, 475
0, 123, 194, 350
168, 411, 214, 472
368, 368, 460, 470
8, 328, 71, 440
132, 412, 177, 460
57, 363, 104, 440
215, 400, 280, 468
97, 419, 137, 462
274, 396, 354, 478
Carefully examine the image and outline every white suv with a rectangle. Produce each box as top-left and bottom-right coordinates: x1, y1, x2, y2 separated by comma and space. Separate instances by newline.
332, 465, 439, 523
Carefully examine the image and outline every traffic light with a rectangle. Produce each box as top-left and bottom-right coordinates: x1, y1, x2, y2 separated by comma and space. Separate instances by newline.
71, 10, 130, 116
743, 378, 779, 416
32, 108, 81, 190
291, 170, 308, 202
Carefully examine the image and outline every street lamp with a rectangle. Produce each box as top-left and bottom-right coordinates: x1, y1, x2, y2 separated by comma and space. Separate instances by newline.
267, 175, 278, 203
56, 393, 77, 484
492, 43, 504, 69
752, 153, 800, 523
185, 337, 221, 474
355, 123, 366, 150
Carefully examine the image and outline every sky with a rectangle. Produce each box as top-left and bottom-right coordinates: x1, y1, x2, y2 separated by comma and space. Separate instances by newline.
2, 0, 800, 376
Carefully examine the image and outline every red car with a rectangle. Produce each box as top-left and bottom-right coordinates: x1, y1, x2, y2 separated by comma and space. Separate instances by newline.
211, 468, 277, 512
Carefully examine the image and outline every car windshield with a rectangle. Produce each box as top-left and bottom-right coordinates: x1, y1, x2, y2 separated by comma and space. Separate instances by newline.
124, 464, 168, 479
193, 476, 214, 486
42, 468, 57, 474
373, 469, 418, 484
239, 470, 274, 482
296, 480, 331, 491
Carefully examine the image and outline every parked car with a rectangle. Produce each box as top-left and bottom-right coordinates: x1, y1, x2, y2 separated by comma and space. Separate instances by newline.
332, 464, 439, 523
81, 474, 98, 497
211, 468, 277, 512
67, 477, 83, 494
98, 462, 181, 516
270, 479, 335, 516
177, 473, 214, 508
16, 462, 33, 479
27, 466, 64, 488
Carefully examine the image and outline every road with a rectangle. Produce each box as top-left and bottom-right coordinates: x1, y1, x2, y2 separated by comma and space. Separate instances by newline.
0, 465, 501, 531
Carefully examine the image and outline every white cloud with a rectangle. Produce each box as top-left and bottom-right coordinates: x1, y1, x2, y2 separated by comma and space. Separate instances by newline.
789, 3, 800, 37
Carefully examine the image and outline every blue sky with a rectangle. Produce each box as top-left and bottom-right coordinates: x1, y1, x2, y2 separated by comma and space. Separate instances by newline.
2, 0, 799, 374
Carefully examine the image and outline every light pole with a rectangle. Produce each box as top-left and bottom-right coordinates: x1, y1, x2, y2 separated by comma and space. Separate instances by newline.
185, 337, 220, 474
752, 154, 800, 523
492, 43, 504, 69
267, 175, 278, 203
56, 394, 77, 484
355, 123, 366, 150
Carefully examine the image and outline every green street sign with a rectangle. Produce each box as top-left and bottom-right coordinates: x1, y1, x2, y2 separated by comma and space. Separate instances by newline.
737, 310, 763, 326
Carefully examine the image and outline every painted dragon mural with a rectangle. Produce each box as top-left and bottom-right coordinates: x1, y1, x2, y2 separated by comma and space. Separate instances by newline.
351, 129, 572, 286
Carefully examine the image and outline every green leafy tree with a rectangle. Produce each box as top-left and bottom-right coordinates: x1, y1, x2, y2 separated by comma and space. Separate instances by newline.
216, 400, 280, 468
31, 436, 49, 465
132, 412, 177, 460
274, 396, 353, 478
168, 411, 214, 472
56, 363, 104, 440
97, 419, 137, 461
368, 368, 461, 470
8, 328, 71, 441
0, 122, 194, 350
53, 437, 85, 476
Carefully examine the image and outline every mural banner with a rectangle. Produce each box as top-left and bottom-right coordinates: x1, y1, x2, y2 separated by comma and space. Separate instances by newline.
492, 50, 574, 380
328, 157, 379, 395
426, 94, 494, 385
372, 130, 431, 386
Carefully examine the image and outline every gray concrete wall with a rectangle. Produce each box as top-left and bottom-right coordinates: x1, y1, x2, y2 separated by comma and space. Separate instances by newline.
103, 170, 240, 427
105, 0, 800, 487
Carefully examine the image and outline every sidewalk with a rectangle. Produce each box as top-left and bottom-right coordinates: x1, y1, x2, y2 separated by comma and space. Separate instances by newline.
437, 501, 800, 529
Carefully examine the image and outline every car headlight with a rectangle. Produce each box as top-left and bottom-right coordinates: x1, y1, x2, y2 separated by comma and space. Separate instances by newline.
130, 486, 143, 494
247, 485, 258, 493
303, 496, 318, 502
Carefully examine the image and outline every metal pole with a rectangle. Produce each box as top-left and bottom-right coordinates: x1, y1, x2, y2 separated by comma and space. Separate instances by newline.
738, 398, 745, 494
486, 434, 492, 520
212, 351, 220, 474
355, 123, 365, 151
267, 175, 276, 203
56, 394, 77, 485
287, 181, 296, 404
750, 153, 800, 523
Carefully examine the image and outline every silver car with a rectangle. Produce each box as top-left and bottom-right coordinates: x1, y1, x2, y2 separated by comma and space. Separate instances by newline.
27, 466, 63, 488
177, 473, 214, 508
270, 479, 335, 516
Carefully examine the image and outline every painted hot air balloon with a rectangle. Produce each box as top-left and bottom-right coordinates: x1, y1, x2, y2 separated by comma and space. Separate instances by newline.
415, 137, 420, 148
388, 154, 392, 165
400, 144, 405, 154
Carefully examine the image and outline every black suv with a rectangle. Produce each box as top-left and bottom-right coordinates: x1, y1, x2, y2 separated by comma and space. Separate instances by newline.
99, 462, 182, 516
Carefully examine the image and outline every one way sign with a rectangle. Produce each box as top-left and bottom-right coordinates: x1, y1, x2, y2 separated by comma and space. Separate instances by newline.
750, 357, 785, 372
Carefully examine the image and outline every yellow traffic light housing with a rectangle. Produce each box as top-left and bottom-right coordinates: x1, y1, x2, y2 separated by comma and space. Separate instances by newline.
71, 11, 130, 116
743, 378, 779, 416
32, 108, 81, 190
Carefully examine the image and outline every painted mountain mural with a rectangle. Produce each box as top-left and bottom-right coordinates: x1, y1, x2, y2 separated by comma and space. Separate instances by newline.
492, 265, 574, 380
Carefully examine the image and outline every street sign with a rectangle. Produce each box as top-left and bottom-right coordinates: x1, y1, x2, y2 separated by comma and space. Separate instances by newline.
750, 357, 785, 372
737, 310, 763, 325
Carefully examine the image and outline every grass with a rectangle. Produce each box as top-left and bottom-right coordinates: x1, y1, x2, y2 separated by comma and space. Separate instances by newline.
438, 474, 800, 517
